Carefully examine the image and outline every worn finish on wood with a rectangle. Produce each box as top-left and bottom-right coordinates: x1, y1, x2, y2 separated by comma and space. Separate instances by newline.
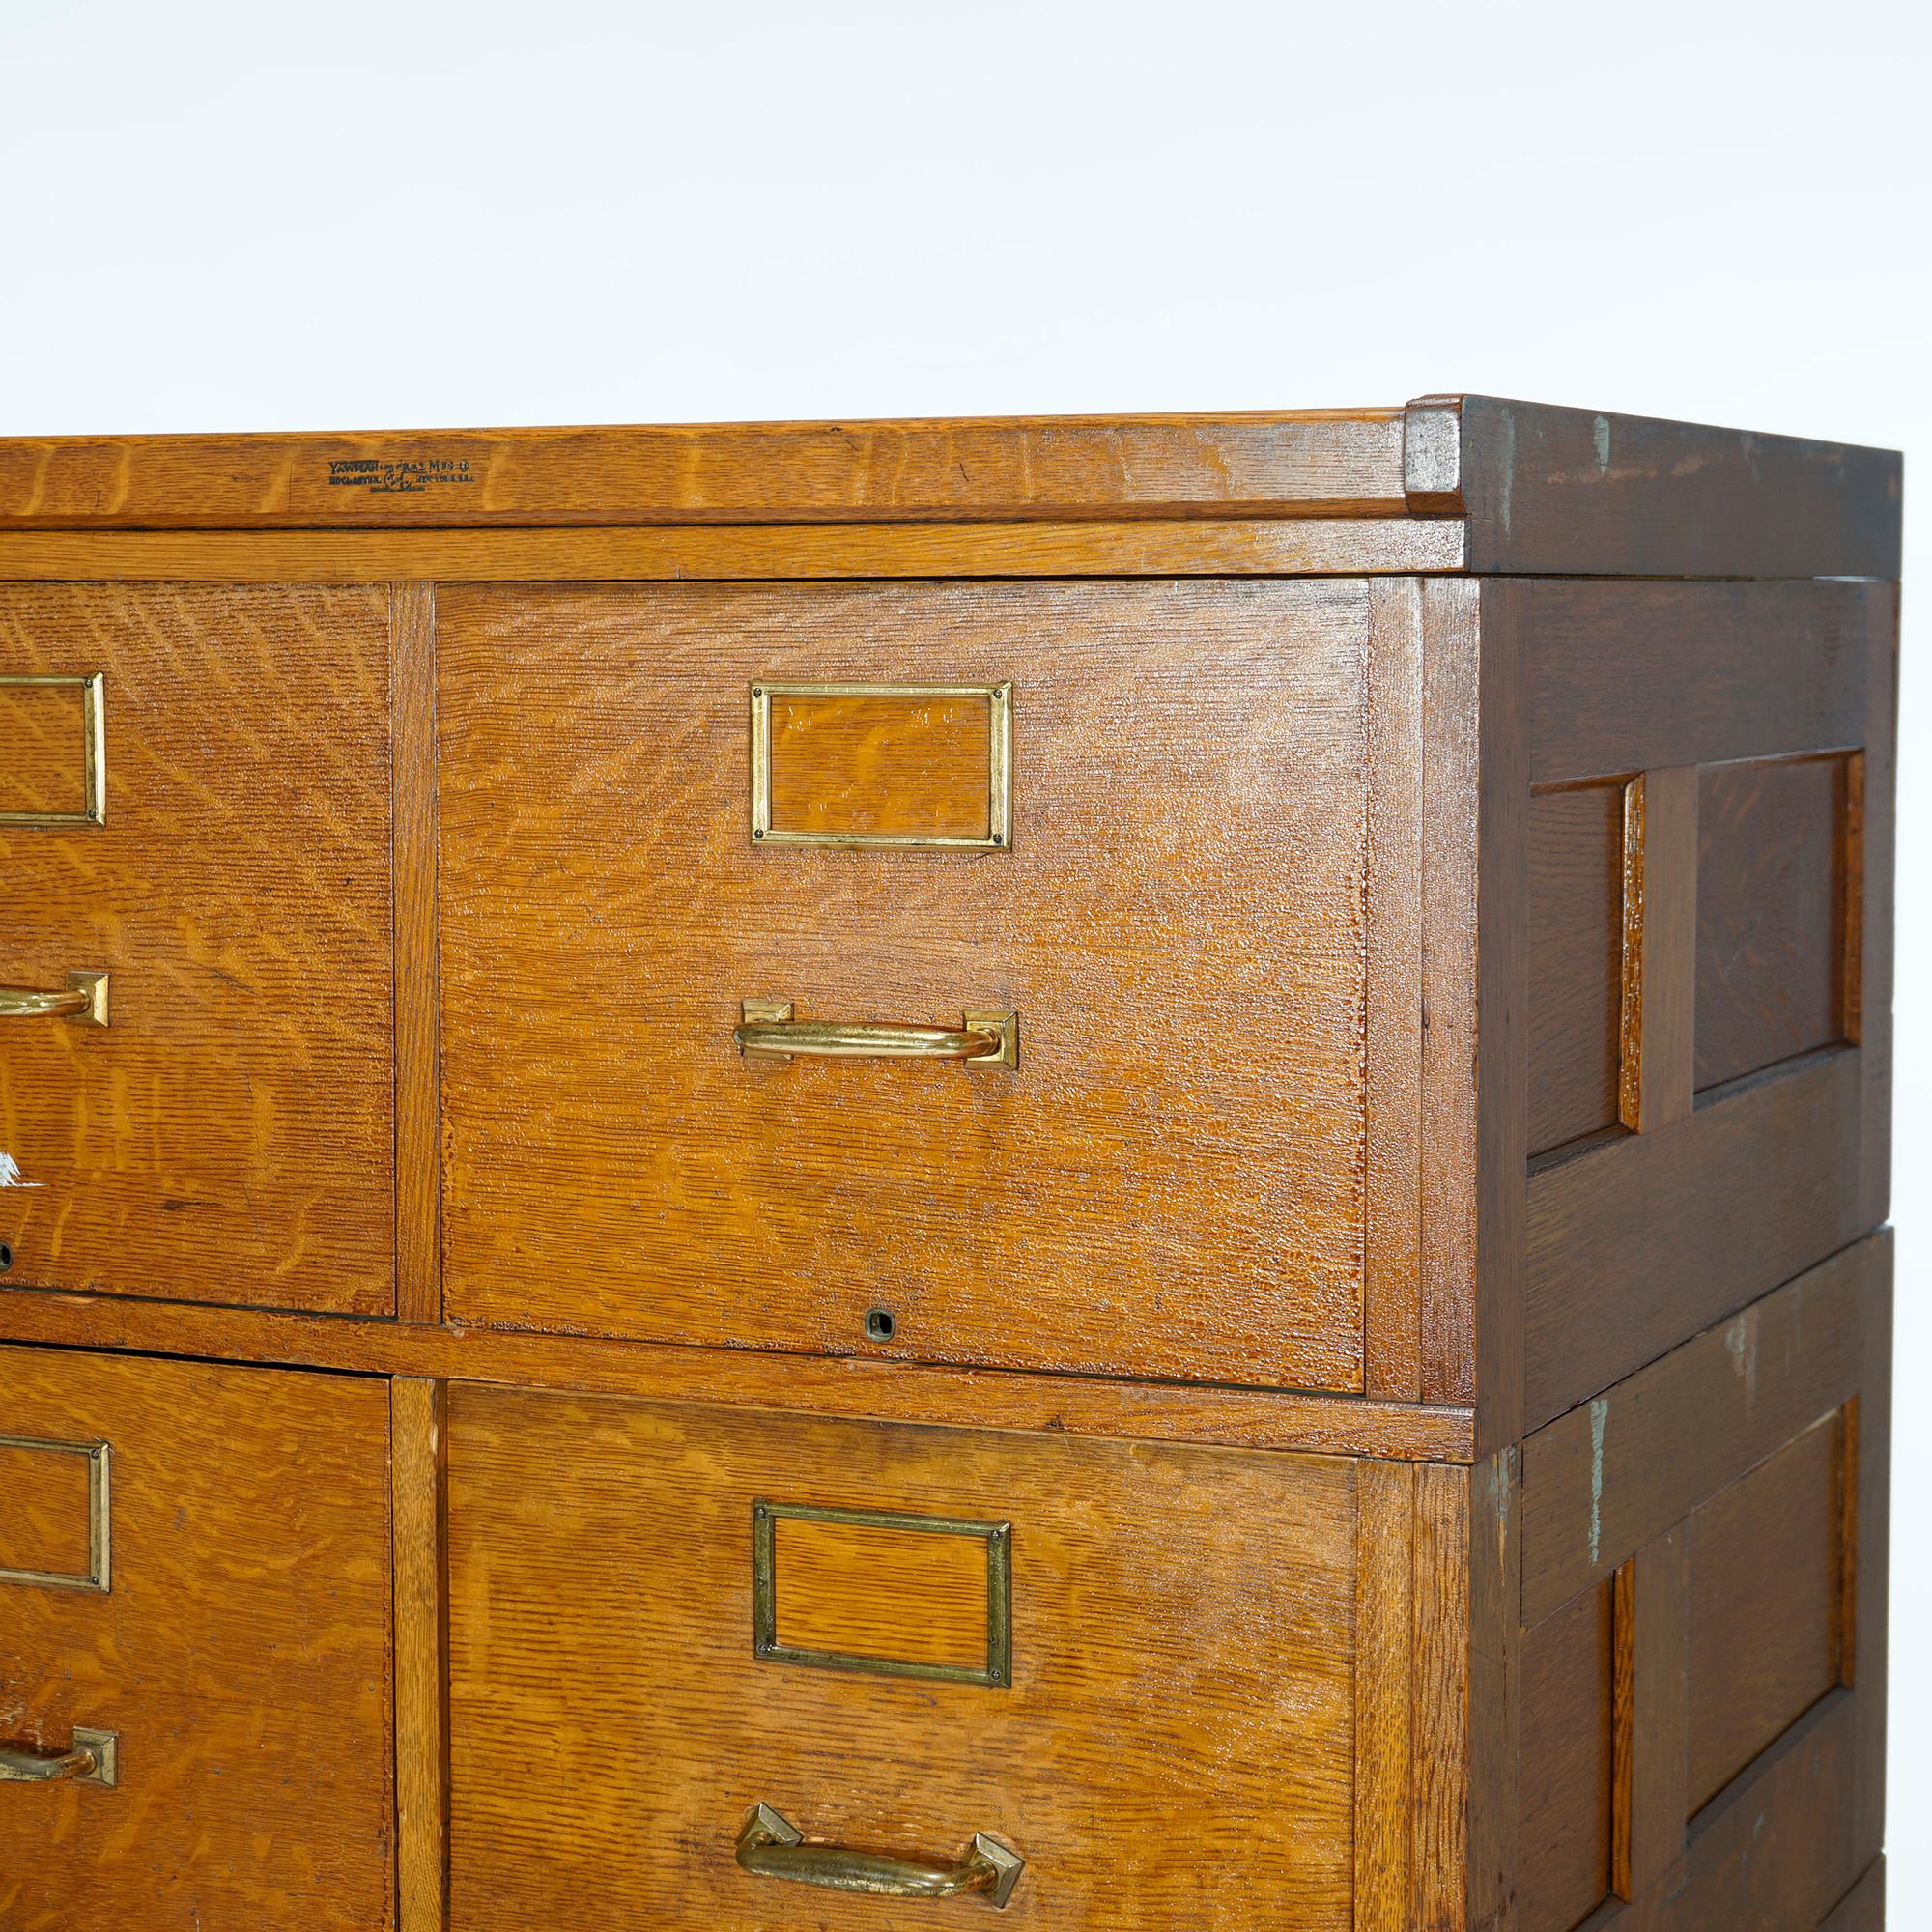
1417, 395, 1902, 580
0, 1345, 393, 1931
1695, 755, 1851, 1092
0, 583, 396, 1316
1508, 1245, 1889, 1932
1525, 1050, 1869, 1430
445, 1385, 1357, 1930
1684, 1415, 1845, 1813
0, 410, 1412, 528
439, 580, 1369, 1389
0, 1286, 1476, 1461
1520, 1235, 1873, 1622
1518, 1580, 1614, 1932
390, 1378, 447, 1932
1527, 783, 1625, 1155
0, 398, 1899, 1932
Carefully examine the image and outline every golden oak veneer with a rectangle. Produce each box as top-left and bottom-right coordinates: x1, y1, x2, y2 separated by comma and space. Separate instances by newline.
0, 396, 1900, 1930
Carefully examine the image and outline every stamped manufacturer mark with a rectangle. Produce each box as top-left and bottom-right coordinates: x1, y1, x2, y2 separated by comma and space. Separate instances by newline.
327, 457, 476, 497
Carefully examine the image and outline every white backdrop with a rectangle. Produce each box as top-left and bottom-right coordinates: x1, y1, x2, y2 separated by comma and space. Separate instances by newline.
2, 0, 1924, 1907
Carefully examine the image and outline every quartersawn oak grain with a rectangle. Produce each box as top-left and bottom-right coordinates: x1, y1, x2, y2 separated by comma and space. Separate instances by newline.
0, 582, 397, 1316
0, 1345, 393, 1932
0, 398, 1902, 1932
0, 676, 91, 817
438, 579, 1370, 1390
0, 409, 1410, 528
445, 1385, 1357, 1930
0, 1436, 95, 1579
0, 515, 1470, 584
770, 1513, 991, 1672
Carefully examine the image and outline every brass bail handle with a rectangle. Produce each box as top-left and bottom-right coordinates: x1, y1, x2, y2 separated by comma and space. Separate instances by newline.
0, 970, 110, 1027
736, 1804, 1025, 1909
0, 1727, 119, 1788
735, 1001, 1017, 1070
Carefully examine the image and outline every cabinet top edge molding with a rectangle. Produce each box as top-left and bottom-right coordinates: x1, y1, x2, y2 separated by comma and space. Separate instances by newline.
0, 395, 1901, 579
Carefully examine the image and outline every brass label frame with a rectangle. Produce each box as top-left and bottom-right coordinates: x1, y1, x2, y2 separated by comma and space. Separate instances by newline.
0, 673, 107, 828
0, 1434, 111, 1592
752, 1499, 1012, 1688
749, 679, 1012, 851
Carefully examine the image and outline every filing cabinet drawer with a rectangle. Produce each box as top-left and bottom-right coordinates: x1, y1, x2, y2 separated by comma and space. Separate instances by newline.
0, 583, 397, 1315
445, 1382, 1355, 1931
0, 1344, 394, 1930
438, 579, 1369, 1388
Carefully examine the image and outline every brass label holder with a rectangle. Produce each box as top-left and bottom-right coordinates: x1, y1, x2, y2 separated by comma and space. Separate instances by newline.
749, 679, 1012, 851
0, 673, 107, 828
752, 1499, 1013, 1688
0, 1434, 112, 1592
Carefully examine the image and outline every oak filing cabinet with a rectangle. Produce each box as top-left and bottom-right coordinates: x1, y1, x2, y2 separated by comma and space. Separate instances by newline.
0, 396, 1899, 1929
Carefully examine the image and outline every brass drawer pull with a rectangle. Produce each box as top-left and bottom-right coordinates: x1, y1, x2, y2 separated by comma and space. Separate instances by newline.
736, 1803, 1024, 1909
736, 1000, 1017, 1070
0, 970, 109, 1027
0, 1727, 119, 1787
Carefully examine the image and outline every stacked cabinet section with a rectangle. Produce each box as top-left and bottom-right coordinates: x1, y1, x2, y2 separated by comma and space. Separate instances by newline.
0, 1346, 395, 1930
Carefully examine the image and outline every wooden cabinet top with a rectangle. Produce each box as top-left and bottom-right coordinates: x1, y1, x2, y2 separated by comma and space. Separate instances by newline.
0, 394, 1901, 579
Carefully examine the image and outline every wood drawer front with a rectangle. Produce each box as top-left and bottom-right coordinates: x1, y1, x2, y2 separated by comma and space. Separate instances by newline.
438, 580, 1369, 1388
445, 1384, 1355, 1930
0, 1344, 393, 1931
0, 584, 396, 1315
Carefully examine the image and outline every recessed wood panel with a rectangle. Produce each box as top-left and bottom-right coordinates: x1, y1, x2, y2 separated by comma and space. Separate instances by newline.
1696, 755, 1850, 1092
446, 1385, 1356, 1931
438, 580, 1368, 1389
1518, 1579, 1615, 1932
768, 1511, 993, 1676
0, 1344, 393, 1930
765, 688, 995, 843
0, 1437, 95, 1581
0, 584, 395, 1315
1686, 1414, 1845, 1813
1528, 784, 1625, 1155
0, 677, 92, 818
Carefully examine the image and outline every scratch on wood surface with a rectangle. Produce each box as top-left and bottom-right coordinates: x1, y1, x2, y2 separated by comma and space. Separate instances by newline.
1725, 1308, 1760, 1407
1589, 1397, 1609, 1566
